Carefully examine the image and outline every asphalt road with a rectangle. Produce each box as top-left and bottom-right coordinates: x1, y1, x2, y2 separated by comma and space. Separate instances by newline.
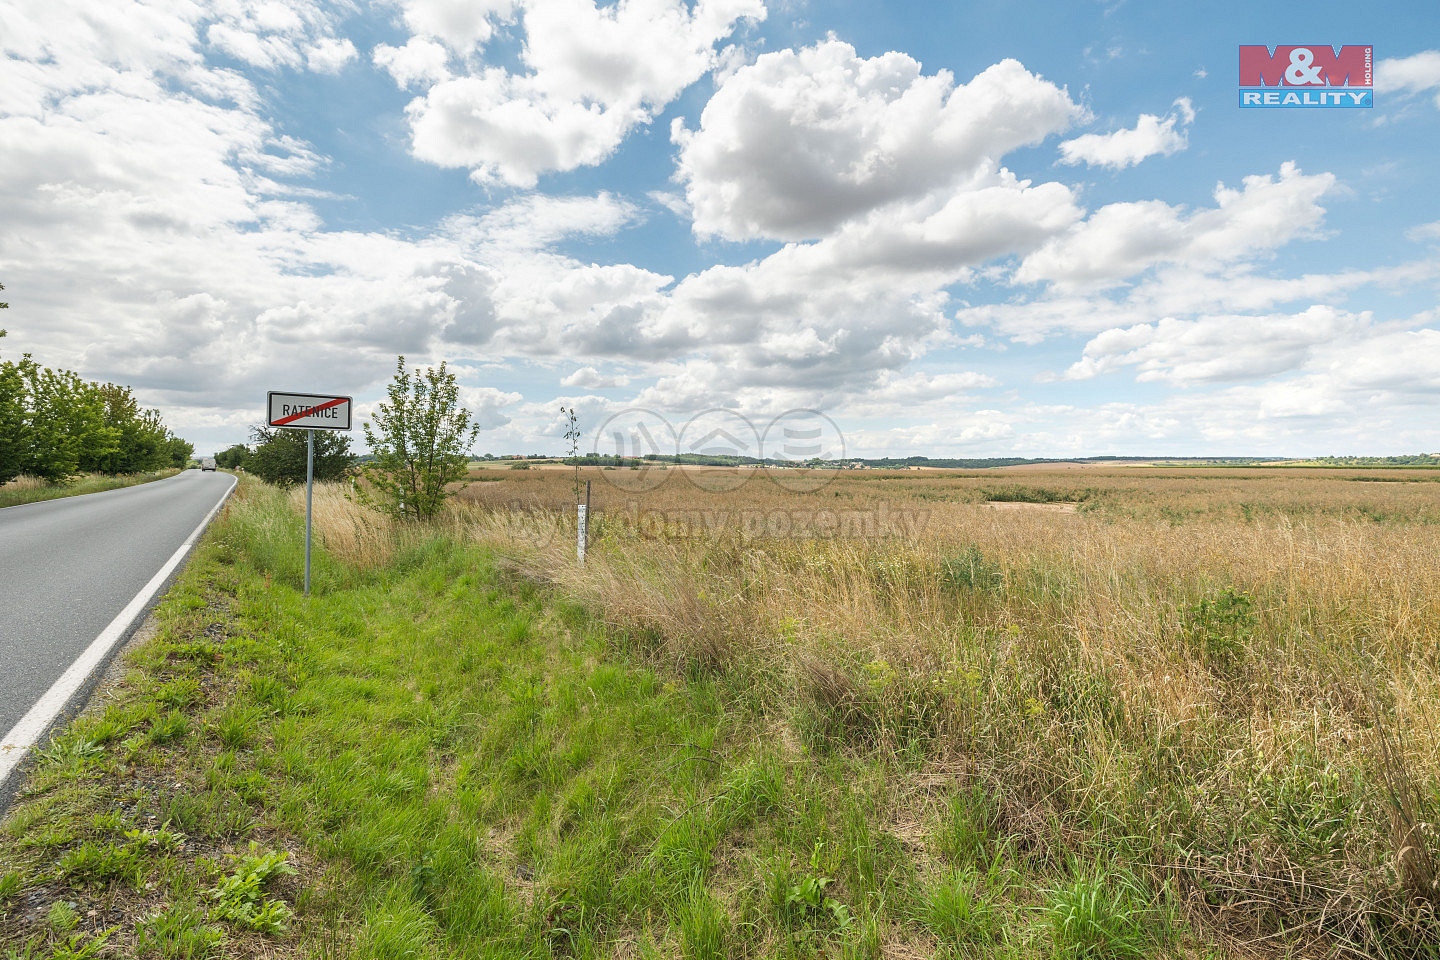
0, 470, 235, 738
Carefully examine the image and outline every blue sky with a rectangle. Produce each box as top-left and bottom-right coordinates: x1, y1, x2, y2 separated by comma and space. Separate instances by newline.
2, 0, 1439, 459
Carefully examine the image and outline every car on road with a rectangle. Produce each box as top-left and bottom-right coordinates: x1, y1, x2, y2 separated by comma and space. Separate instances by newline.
201, 457, 217, 471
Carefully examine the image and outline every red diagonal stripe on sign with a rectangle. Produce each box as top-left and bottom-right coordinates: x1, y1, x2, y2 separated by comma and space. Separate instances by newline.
273, 397, 346, 426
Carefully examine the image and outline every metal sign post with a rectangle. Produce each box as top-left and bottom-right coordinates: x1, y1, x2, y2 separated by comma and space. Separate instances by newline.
305, 430, 314, 595
268, 391, 352, 597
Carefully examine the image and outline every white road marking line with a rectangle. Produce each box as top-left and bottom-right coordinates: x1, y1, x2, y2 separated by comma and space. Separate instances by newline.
0, 474, 237, 790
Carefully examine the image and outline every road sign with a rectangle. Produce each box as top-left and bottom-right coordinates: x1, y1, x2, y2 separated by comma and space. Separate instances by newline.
266, 390, 353, 597
267, 392, 352, 430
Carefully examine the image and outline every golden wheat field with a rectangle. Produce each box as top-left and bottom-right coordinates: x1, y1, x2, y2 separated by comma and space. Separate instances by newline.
299, 463, 1440, 953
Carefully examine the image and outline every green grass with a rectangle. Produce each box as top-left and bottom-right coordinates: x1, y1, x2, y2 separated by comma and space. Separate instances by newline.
0, 469, 181, 509
3, 478, 1430, 957
1045, 867, 1156, 960
923, 867, 998, 951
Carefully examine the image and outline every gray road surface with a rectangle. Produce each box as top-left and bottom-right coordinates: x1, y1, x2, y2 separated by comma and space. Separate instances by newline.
0, 470, 235, 736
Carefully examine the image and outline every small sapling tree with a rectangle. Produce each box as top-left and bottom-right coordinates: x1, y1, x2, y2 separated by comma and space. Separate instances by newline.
362, 356, 480, 521
562, 405, 581, 503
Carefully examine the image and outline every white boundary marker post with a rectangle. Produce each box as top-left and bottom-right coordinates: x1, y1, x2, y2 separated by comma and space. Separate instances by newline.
577, 479, 592, 565
577, 502, 587, 564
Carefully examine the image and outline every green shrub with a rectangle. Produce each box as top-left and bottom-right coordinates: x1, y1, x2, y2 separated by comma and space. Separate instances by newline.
1182, 587, 1256, 676
208, 844, 297, 935
939, 547, 1006, 595
361, 356, 480, 521
979, 485, 1093, 504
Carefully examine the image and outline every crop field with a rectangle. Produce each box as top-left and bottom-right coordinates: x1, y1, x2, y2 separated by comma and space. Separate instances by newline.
2, 465, 1437, 958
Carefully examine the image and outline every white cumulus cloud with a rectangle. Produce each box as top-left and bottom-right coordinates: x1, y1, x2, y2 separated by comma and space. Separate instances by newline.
1375, 50, 1440, 106
674, 40, 1083, 241
842, 370, 1001, 418
446, 191, 640, 250
204, 0, 355, 74
561, 366, 631, 388
1058, 97, 1193, 170
372, 37, 451, 89
1016, 162, 1335, 289
387, 0, 518, 57
9, 0, 1438, 459
1060, 306, 1368, 384
0, 0, 688, 450
399, 0, 766, 187
459, 385, 525, 428
305, 36, 357, 73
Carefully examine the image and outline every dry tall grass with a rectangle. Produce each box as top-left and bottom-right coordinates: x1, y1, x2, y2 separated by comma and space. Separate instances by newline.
0, 470, 180, 507
0, 475, 47, 492
287, 482, 409, 569
298, 465, 1440, 952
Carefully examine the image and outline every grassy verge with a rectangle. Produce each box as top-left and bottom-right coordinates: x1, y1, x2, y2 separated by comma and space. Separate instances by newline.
1, 477, 1435, 958
0, 481, 1019, 958
0, 471, 182, 509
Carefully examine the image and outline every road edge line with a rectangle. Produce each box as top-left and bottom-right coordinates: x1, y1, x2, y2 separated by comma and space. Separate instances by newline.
0, 474, 238, 793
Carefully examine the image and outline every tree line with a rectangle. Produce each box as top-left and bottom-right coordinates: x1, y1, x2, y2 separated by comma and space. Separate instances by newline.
0, 287, 193, 484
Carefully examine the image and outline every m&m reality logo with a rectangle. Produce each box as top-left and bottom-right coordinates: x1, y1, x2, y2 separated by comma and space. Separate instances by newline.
1238, 45, 1373, 108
